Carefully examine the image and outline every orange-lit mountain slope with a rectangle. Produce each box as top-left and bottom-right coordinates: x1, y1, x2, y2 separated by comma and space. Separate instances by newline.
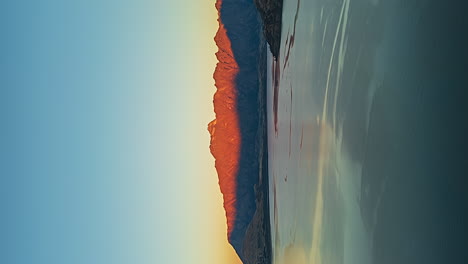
208, 0, 240, 240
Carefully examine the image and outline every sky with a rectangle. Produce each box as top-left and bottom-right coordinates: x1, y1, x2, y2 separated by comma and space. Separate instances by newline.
1, 0, 241, 263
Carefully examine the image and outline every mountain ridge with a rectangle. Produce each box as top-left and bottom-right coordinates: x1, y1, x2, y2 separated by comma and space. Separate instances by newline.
209, 0, 272, 262
208, 0, 241, 240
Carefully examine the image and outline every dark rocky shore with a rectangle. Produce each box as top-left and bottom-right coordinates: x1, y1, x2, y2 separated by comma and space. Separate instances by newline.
254, 0, 284, 58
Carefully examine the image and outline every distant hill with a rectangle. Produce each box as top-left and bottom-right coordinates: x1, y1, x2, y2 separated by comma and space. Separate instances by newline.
209, 0, 271, 263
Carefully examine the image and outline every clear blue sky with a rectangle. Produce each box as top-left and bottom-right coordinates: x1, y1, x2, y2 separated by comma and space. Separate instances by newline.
1, 0, 241, 263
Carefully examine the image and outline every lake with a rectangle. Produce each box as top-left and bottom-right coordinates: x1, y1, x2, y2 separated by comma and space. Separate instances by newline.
267, 0, 468, 263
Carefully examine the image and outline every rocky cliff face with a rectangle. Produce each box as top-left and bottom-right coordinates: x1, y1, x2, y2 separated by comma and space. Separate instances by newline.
254, 0, 283, 58
209, 0, 266, 262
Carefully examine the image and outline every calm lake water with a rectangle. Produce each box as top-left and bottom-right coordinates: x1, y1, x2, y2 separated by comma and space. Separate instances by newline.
267, 0, 468, 264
